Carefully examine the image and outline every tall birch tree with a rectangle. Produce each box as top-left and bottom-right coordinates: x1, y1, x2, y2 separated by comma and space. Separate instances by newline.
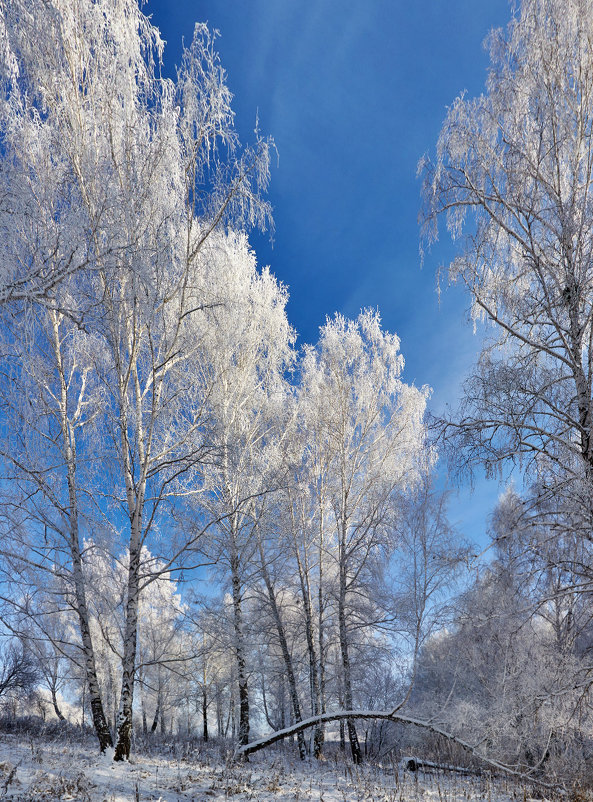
0, 301, 113, 750
422, 0, 593, 531
0, 0, 274, 761
299, 310, 430, 762
198, 233, 294, 751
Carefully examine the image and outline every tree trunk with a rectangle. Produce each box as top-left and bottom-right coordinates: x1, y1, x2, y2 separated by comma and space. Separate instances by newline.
316, 518, 326, 758
258, 538, 306, 759
114, 535, 141, 761
72, 550, 113, 751
311, 498, 328, 758
51, 687, 66, 722
53, 313, 112, 753
151, 690, 160, 733
230, 548, 249, 751
227, 674, 235, 739
111, 304, 151, 762
138, 652, 148, 736
235, 708, 564, 793
292, 522, 324, 758
202, 685, 208, 741
216, 684, 223, 738
338, 556, 362, 763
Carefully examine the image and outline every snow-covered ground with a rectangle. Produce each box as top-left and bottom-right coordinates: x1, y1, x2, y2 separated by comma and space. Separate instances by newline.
0, 733, 539, 801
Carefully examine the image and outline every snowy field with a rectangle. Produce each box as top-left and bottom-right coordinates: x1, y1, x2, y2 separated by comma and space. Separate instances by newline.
0, 733, 539, 801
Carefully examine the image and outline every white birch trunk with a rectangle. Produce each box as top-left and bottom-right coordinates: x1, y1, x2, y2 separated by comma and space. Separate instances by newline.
113, 338, 149, 761
338, 522, 362, 764
113, 524, 141, 760
52, 313, 113, 752
230, 541, 250, 750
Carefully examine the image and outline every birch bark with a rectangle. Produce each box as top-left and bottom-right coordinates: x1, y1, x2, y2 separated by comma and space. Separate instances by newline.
230, 540, 250, 749
51, 312, 113, 752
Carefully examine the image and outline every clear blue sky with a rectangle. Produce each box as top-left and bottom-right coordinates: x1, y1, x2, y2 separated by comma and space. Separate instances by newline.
146, 0, 513, 547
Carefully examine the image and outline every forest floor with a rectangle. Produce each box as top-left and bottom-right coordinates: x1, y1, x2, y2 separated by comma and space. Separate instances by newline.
0, 731, 553, 801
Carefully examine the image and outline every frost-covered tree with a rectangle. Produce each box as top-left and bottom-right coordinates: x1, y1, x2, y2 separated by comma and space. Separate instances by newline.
252, 509, 310, 758
422, 0, 593, 529
0, 637, 38, 704
298, 310, 429, 762
420, 3, 593, 768
80, 542, 190, 738
189, 598, 238, 739
197, 233, 294, 750
0, 300, 113, 750
0, 0, 271, 305
389, 477, 469, 694
412, 554, 592, 778
406, 482, 593, 783
136, 557, 187, 738
287, 383, 339, 758
23, 604, 79, 724
0, 0, 274, 761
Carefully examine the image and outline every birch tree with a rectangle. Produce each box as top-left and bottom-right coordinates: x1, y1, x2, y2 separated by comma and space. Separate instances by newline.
253, 506, 309, 759
198, 234, 294, 750
0, 0, 275, 761
0, 0, 192, 751
299, 310, 430, 762
421, 0, 593, 531
0, 301, 113, 750
421, 6, 593, 757
284, 396, 337, 757
55, 10, 272, 761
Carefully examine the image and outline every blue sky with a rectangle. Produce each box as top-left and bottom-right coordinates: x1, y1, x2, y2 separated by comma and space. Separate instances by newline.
146, 0, 513, 547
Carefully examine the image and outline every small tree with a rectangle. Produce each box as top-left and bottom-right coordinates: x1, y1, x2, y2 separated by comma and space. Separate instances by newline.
0, 639, 38, 704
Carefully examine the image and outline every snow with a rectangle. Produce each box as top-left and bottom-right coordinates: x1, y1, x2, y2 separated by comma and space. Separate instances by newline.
0, 733, 537, 801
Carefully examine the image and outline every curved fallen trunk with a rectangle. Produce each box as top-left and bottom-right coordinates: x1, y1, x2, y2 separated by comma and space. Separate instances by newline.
235, 709, 563, 793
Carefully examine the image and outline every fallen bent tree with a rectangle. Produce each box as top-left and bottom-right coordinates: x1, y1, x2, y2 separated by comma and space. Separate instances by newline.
236, 709, 562, 793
